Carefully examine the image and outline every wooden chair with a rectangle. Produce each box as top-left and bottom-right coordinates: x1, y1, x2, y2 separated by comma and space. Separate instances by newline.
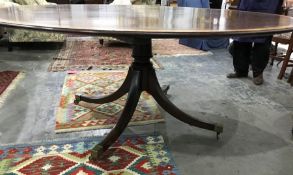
288, 64, 293, 85
270, 5, 293, 81
270, 32, 293, 80
224, 0, 239, 9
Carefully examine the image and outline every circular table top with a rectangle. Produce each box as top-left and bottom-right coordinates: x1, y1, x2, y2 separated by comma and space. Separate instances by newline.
1, 5, 293, 38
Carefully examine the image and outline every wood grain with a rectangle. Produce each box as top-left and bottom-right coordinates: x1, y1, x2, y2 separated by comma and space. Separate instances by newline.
0, 5, 293, 37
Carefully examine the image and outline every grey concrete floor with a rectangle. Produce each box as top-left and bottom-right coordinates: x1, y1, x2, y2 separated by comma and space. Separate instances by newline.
0, 43, 293, 175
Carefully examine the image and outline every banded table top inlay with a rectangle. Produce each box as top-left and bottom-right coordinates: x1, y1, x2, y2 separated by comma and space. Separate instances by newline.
1, 5, 293, 37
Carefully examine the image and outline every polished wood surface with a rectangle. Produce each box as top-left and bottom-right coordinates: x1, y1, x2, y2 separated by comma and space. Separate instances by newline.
1, 5, 293, 37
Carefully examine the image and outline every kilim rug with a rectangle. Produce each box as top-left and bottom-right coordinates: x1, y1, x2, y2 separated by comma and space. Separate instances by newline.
48, 38, 208, 72
0, 134, 180, 174
56, 71, 163, 133
0, 71, 24, 108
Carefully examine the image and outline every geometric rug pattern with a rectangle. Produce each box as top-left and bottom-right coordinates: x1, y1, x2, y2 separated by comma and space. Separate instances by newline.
0, 71, 24, 108
0, 134, 180, 174
56, 71, 164, 133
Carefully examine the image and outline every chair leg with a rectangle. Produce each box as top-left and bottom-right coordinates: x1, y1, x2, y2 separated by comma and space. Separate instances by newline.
270, 43, 278, 65
99, 39, 104, 46
7, 42, 13, 52
288, 67, 293, 85
278, 44, 293, 79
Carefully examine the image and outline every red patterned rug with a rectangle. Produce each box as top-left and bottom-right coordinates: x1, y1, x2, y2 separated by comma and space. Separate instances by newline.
48, 38, 207, 72
0, 71, 24, 108
56, 71, 163, 133
0, 134, 180, 174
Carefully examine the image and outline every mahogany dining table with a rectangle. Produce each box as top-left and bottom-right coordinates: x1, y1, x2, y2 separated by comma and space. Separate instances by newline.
1, 4, 293, 161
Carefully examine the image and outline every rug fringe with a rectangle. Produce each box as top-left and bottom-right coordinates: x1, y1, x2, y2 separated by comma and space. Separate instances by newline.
154, 51, 213, 57
48, 59, 161, 72
0, 72, 25, 109
55, 119, 165, 133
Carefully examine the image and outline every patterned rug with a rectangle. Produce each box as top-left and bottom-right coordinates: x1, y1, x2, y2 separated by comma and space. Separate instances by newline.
56, 71, 163, 133
0, 134, 180, 174
152, 39, 209, 57
48, 38, 207, 72
0, 71, 24, 108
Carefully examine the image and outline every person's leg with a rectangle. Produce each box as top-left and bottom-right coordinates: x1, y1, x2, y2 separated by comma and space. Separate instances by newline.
227, 40, 252, 78
251, 37, 272, 85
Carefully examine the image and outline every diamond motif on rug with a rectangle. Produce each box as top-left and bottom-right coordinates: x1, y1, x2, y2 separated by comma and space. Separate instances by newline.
94, 103, 123, 116
0, 134, 180, 175
18, 155, 77, 175
89, 148, 139, 171
76, 84, 104, 97
56, 71, 164, 133
71, 105, 91, 121
76, 73, 102, 84
129, 157, 153, 174
63, 163, 103, 175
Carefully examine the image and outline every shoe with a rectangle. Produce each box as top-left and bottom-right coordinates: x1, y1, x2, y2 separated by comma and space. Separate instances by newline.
253, 74, 264, 85
226, 72, 248, 78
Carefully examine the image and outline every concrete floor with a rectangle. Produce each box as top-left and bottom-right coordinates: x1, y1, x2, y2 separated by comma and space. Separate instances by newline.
0, 42, 293, 175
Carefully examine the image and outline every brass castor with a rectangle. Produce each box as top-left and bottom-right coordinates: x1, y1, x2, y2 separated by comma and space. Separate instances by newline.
89, 144, 104, 161
214, 124, 223, 140
74, 95, 81, 105
162, 85, 170, 95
